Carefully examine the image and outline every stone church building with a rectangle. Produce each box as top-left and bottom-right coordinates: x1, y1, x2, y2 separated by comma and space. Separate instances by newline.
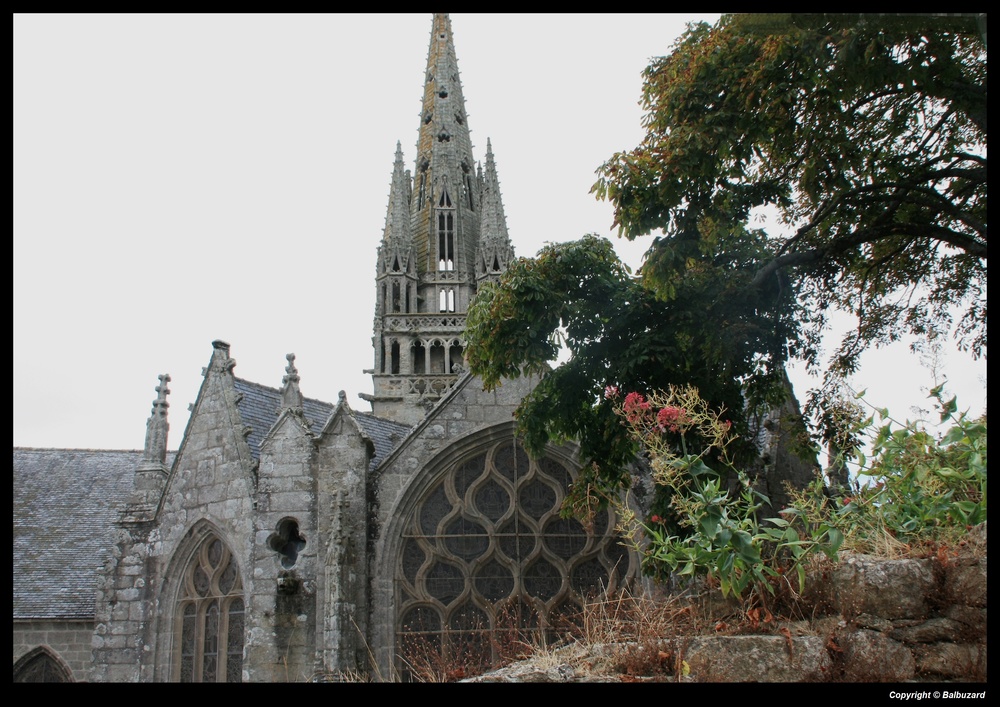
14, 14, 642, 682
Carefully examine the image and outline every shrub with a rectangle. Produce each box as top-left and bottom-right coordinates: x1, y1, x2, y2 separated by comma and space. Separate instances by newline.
789, 385, 987, 556
609, 383, 986, 606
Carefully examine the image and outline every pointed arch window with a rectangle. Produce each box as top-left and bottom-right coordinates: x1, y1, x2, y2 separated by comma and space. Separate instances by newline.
174, 534, 244, 682
437, 188, 455, 272
13, 646, 74, 682
390, 340, 401, 375
392, 281, 402, 313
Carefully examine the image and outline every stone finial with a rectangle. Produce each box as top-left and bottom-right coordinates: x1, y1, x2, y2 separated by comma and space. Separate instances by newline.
476, 137, 515, 281
280, 353, 304, 412
209, 339, 236, 374
142, 374, 170, 464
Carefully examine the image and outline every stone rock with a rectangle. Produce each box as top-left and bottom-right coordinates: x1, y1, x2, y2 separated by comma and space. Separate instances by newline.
682, 635, 833, 682
831, 554, 935, 620
839, 628, 915, 682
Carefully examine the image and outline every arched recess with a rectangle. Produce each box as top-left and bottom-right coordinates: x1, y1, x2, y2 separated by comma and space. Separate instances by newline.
13, 646, 75, 682
159, 520, 246, 683
386, 426, 634, 676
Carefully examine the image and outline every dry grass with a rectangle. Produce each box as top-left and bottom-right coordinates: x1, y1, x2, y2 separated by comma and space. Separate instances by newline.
578, 590, 699, 679
398, 589, 726, 682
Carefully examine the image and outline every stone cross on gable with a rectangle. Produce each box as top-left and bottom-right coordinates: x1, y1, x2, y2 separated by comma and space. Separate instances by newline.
155, 373, 171, 400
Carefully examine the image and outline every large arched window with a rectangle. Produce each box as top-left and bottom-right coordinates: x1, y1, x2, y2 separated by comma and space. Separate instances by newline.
174, 534, 245, 682
395, 440, 632, 674
13, 646, 74, 682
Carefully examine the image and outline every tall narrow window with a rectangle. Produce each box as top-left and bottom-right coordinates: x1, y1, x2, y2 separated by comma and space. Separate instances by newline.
390, 341, 401, 375
437, 212, 455, 271
465, 174, 475, 210
174, 534, 244, 682
437, 187, 455, 271
438, 288, 455, 313
412, 341, 426, 374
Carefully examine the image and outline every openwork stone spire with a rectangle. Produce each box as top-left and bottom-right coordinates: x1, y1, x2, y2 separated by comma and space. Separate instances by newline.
142, 374, 170, 465
476, 138, 515, 283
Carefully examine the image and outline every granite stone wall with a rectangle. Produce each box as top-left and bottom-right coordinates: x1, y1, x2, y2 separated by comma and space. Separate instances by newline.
13, 620, 93, 682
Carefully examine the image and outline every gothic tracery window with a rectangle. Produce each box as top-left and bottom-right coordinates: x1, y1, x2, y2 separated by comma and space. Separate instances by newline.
174, 534, 245, 683
395, 440, 632, 673
12, 647, 73, 682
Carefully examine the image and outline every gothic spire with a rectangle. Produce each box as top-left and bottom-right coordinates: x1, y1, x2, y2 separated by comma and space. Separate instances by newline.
412, 13, 479, 277
476, 138, 515, 282
378, 141, 414, 275
142, 374, 170, 465
366, 14, 512, 425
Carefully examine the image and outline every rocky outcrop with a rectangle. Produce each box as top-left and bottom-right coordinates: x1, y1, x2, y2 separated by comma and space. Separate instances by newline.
465, 523, 987, 683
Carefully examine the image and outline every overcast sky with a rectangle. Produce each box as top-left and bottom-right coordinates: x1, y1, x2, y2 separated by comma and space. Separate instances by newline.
14, 13, 986, 451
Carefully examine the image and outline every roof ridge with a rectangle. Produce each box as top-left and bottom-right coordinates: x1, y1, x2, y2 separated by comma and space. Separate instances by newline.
233, 375, 335, 409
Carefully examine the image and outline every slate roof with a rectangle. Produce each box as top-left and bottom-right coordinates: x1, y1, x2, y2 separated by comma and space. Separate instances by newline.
233, 377, 410, 469
13, 383, 410, 621
12, 448, 175, 620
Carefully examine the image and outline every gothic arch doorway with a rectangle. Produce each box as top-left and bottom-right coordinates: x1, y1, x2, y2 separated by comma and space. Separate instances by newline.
394, 437, 632, 676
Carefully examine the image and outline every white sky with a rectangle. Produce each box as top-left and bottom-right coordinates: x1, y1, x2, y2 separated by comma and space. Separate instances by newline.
14, 13, 987, 451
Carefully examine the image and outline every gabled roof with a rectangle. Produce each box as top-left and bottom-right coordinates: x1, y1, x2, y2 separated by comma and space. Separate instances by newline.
12, 383, 410, 622
12, 448, 175, 620
354, 410, 411, 470
233, 378, 409, 469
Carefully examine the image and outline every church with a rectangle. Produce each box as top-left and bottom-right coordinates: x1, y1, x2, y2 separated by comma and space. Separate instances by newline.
13, 14, 640, 682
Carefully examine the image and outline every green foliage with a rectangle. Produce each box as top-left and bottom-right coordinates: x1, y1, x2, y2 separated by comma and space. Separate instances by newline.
465, 235, 794, 494
594, 14, 986, 394
617, 385, 985, 604
611, 386, 837, 603
466, 15, 986, 508
790, 387, 988, 554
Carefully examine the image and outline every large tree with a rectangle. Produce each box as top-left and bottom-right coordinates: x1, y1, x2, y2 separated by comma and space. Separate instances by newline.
466, 233, 798, 498
596, 13, 986, 380
466, 14, 986, 502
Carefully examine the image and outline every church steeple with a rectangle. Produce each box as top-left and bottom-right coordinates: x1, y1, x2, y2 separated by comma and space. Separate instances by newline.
411, 12, 479, 292
364, 13, 514, 425
476, 139, 515, 284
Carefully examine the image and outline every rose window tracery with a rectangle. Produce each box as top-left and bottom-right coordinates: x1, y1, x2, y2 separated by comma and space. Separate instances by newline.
396, 440, 632, 667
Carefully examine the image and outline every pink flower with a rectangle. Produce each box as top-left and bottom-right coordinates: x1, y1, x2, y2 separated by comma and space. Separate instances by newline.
623, 392, 645, 410
651, 514, 662, 523
656, 406, 688, 433
604, 385, 620, 400
623, 392, 651, 422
